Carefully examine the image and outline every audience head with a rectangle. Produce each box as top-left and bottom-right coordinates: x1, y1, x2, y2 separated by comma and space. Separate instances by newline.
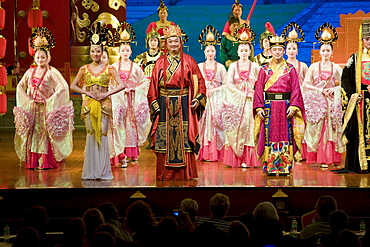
315, 195, 337, 221
210, 193, 230, 220
329, 210, 349, 234
157, 216, 179, 234
179, 198, 199, 222
95, 223, 117, 241
82, 208, 105, 242
25, 206, 49, 233
252, 201, 279, 221
227, 220, 250, 246
97, 202, 119, 221
13, 227, 40, 247
59, 217, 87, 247
89, 231, 115, 247
123, 200, 157, 234
337, 229, 362, 247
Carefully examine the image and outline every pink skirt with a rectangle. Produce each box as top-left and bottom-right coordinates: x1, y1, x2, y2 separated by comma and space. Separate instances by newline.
198, 140, 224, 162
124, 147, 140, 160
26, 142, 58, 169
223, 146, 259, 168
110, 153, 127, 166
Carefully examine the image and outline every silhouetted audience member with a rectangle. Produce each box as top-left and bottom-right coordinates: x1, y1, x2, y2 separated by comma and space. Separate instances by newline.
252, 201, 279, 221
239, 212, 258, 246
57, 217, 87, 247
82, 208, 105, 243
197, 193, 231, 232
337, 229, 362, 247
301, 195, 337, 238
123, 200, 158, 247
191, 222, 228, 247
256, 218, 284, 247
157, 216, 182, 247
319, 210, 349, 247
24, 206, 57, 247
97, 202, 133, 242
179, 198, 199, 226
13, 227, 40, 247
227, 220, 250, 246
95, 223, 127, 247
89, 231, 115, 247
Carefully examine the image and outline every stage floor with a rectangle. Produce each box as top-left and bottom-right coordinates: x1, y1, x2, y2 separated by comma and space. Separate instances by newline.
0, 130, 369, 189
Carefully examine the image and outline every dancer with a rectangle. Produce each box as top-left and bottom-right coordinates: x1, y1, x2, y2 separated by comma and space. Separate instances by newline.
101, 48, 109, 64
70, 23, 125, 179
222, 0, 247, 36
222, 24, 259, 168
339, 19, 370, 174
148, 25, 206, 180
220, 16, 240, 69
146, 0, 176, 47
253, 29, 305, 175
282, 22, 308, 87
302, 23, 344, 168
134, 28, 163, 80
197, 25, 227, 162
14, 27, 73, 169
111, 22, 151, 165
255, 23, 274, 66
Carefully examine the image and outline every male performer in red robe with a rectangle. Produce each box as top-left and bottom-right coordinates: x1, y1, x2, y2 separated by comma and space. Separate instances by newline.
148, 25, 206, 180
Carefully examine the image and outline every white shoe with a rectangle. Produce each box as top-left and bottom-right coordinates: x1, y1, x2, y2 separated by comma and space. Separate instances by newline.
320, 164, 329, 168
121, 163, 128, 168
241, 163, 247, 168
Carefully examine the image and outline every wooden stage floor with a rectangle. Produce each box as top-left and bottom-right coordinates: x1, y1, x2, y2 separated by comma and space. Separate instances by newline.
1, 130, 369, 189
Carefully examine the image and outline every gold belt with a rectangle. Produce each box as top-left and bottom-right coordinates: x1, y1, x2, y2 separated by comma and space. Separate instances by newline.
160, 88, 189, 96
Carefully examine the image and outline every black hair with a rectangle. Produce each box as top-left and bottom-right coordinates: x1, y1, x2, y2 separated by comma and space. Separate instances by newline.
320, 43, 333, 50
228, 16, 239, 25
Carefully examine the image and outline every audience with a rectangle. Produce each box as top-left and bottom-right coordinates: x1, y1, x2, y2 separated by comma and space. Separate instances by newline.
319, 210, 349, 247
337, 229, 362, 247
82, 208, 105, 243
227, 220, 250, 247
13, 227, 40, 247
57, 217, 87, 247
179, 198, 199, 227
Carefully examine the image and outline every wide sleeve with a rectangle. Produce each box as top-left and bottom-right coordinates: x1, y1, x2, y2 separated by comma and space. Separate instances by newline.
218, 63, 227, 83
192, 58, 206, 105
16, 69, 33, 107
148, 56, 163, 116
253, 68, 267, 112
220, 38, 228, 66
225, 62, 236, 85
288, 67, 304, 111
302, 63, 322, 93
341, 54, 356, 97
222, 21, 230, 35
146, 22, 156, 33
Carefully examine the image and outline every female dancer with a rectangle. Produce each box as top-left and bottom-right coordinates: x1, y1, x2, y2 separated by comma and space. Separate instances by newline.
14, 27, 73, 169
282, 22, 308, 87
197, 25, 227, 162
111, 22, 150, 166
70, 23, 125, 179
222, 24, 260, 168
253, 30, 305, 175
302, 23, 344, 168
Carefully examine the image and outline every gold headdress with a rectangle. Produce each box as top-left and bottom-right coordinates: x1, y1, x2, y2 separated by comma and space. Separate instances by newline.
163, 25, 188, 44
259, 22, 274, 48
234, 23, 256, 44
30, 27, 56, 51
87, 22, 114, 47
146, 28, 160, 47
315, 22, 338, 45
362, 19, 370, 38
232, 0, 243, 10
114, 21, 136, 45
282, 22, 305, 43
157, 0, 168, 12
198, 25, 221, 48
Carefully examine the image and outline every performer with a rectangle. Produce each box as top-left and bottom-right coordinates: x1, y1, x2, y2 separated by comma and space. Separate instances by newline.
14, 27, 73, 169
70, 23, 125, 179
148, 25, 206, 180
101, 48, 109, 64
282, 22, 308, 87
222, 24, 260, 168
111, 22, 151, 165
222, 0, 248, 36
134, 28, 163, 80
146, 0, 176, 47
253, 30, 305, 175
339, 19, 370, 174
255, 22, 274, 66
220, 16, 240, 69
302, 23, 344, 168
197, 25, 227, 162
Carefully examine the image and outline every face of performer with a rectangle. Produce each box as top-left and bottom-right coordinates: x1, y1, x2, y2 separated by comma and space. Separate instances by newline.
35, 50, 48, 67
204, 45, 216, 60
120, 44, 132, 60
148, 38, 159, 49
262, 38, 270, 50
90, 45, 103, 62
158, 9, 168, 21
166, 37, 181, 54
238, 44, 251, 60
229, 22, 240, 34
319, 44, 333, 61
271, 46, 285, 61
232, 5, 242, 18
286, 42, 298, 59
363, 36, 370, 50
101, 50, 109, 64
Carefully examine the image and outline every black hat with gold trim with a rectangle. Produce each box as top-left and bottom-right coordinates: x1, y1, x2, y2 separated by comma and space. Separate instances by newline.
232, 0, 243, 10
163, 25, 188, 44
87, 22, 114, 47
315, 22, 338, 45
282, 22, 305, 43
114, 21, 136, 45
234, 23, 256, 44
146, 28, 160, 47
157, 0, 168, 12
198, 25, 221, 49
30, 27, 56, 51
362, 19, 370, 38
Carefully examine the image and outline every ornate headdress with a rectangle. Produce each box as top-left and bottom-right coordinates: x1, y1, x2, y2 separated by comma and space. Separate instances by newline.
232, 0, 243, 10
282, 22, 305, 43
362, 19, 370, 38
315, 22, 338, 45
114, 21, 136, 45
234, 23, 256, 44
163, 25, 188, 44
198, 25, 221, 48
30, 27, 56, 51
146, 28, 160, 47
259, 22, 275, 48
87, 22, 114, 47
157, 0, 168, 12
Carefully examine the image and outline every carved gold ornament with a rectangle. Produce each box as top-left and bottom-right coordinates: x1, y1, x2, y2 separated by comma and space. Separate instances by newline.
109, 0, 126, 11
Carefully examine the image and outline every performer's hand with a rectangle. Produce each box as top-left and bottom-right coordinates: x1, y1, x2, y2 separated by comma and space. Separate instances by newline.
367, 85, 370, 93
287, 107, 295, 118
95, 92, 109, 101
323, 88, 334, 97
86, 91, 97, 100
257, 109, 265, 120
190, 99, 199, 109
357, 94, 363, 104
